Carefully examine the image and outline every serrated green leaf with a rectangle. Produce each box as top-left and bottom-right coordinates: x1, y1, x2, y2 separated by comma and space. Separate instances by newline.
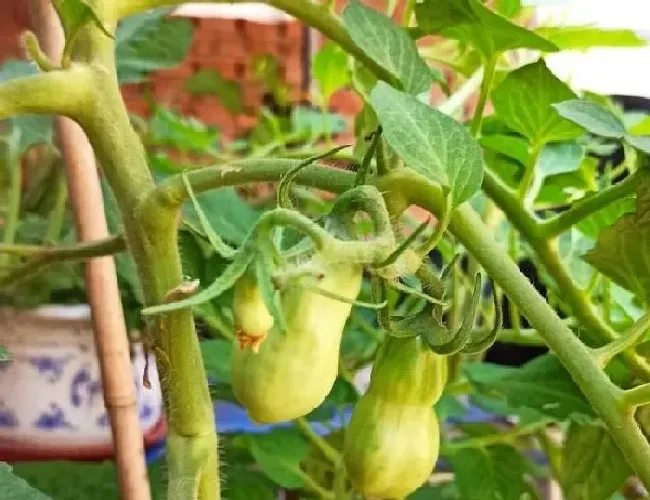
178, 230, 205, 281
370, 82, 484, 205
200, 338, 232, 383
451, 446, 530, 500
576, 196, 636, 240
492, 59, 583, 146
553, 100, 626, 139
115, 8, 193, 84
466, 356, 596, 422
0, 463, 52, 500
312, 41, 350, 103
415, 0, 557, 60
584, 173, 650, 304
247, 428, 310, 488
625, 134, 650, 154
536, 26, 646, 51
343, 0, 437, 94
185, 69, 244, 115
563, 423, 632, 500
224, 464, 277, 500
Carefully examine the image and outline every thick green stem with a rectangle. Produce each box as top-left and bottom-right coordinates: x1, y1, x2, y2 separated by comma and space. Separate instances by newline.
469, 55, 498, 138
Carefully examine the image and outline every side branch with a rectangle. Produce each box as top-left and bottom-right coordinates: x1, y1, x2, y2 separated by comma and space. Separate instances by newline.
0, 66, 93, 120
539, 173, 638, 238
0, 235, 126, 288
145, 159, 355, 210
0, 234, 125, 258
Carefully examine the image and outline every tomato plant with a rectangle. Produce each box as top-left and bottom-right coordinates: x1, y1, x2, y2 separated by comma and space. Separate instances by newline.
3, 0, 650, 499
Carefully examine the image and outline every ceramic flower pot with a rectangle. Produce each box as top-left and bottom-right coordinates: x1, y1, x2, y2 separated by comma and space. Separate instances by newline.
0, 305, 166, 461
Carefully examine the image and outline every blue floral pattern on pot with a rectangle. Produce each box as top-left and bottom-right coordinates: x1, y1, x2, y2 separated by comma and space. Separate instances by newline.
0, 305, 164, 453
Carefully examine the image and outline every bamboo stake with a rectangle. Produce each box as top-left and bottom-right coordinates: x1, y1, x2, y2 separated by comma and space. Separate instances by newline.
27, 2, 152, 499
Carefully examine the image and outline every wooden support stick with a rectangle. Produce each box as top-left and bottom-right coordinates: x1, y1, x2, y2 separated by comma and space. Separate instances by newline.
27, 2, 152, 499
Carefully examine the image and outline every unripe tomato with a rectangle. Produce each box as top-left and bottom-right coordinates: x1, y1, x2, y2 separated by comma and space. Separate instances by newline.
231, 257, 363, 423
343, 336, 446, 499
233, 271, 274, 352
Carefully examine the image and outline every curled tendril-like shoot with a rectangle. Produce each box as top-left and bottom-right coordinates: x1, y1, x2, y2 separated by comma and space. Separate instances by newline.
21, 31, 57, 71
462, 283, 502, 355
277, 144, 350, 210
354, 126, 382, 187
421, 273, 483, 355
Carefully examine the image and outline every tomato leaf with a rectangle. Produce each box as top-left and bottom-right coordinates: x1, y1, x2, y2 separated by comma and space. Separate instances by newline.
246, 428, 310, 489
408, 481, 460, 499
186, 69, 244, 115
451, 446, 531, 500
536, 26, 646, 51
149, 107, 220, 153
562, 423, 632, 500
553, 100, 627, 139
415, 0, 557, 61
200, 338, 233, 383
370, 82, 484, 206
0, 463, 52, 500
492, 59, 583, 146
224, 465, 277, 500
343, 0, 440, 95
466, 356, 596, 422
312, 41, 351, 103
115, 8, 193, 84
584, 172, 650, 305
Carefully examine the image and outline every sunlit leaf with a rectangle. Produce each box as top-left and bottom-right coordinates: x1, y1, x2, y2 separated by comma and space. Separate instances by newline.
492, 59, 583, 146
536, 25, 646, 51
370, 82, 484, 206
415, 0, 557, 60
480, 134, 529, 164
312, 41, 350, 103
563, 423, 632, 500
343, 0, 439, 94
553, 100, 626, 139
625, 134, 650, 154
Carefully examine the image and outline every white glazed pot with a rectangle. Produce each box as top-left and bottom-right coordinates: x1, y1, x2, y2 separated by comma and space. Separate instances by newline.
0, 305, 165, 460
